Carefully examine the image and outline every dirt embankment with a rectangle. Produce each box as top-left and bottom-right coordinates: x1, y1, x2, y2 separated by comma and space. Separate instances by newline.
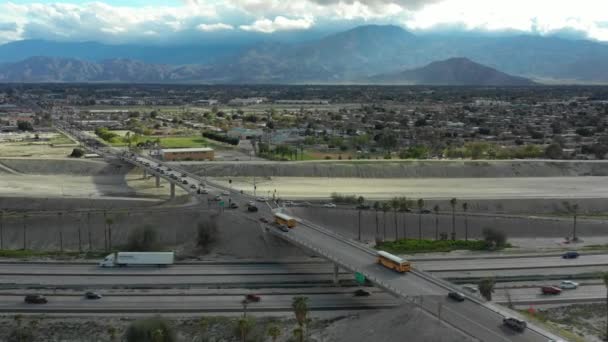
0, 207, 304, 260
177, 160, 608, 178
0, 158, 132, 176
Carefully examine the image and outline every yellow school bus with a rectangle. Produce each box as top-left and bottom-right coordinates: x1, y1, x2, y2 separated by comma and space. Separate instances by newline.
274, 212, 297, 228
377, 251, 411, 273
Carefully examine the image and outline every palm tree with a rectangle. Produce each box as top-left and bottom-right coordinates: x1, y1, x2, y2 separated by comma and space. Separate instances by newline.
58, 212, 64, 252
399, 197, 408, 239
293, 327, 304, 342
603, 272, 608, 341
462, 202, 469, 241
390, 197, 400, 240
267, 325, 281, 342
0, 210, 4, 250
433, 204, 440, 240
105, 216, 114, 251
87, 211, 92, 251
417, 198, 425, 240
237, 317, 254, 342
291, 296, 309, 329
107, 327, 117, 342
381, 202, 390, 241
478, 278, 495, 301
22, 214, 28, 250
373, 202, 380, 242
450, 198, 457, 240
563, 202, 580, 242
357, 196, 365, 241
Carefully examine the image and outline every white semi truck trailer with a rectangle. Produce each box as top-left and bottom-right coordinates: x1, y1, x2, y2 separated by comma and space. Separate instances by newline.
99, 252, 174, 267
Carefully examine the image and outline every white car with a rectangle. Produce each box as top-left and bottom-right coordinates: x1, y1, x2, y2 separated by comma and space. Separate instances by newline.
256, 197, 268, 202
559, 280, 579, 289
221, 190, 230, 196
462, 285, 479, 293
323, 203, 337, 208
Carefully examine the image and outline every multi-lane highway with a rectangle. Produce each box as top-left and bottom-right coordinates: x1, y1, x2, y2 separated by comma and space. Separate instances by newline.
55, 122, 565, 341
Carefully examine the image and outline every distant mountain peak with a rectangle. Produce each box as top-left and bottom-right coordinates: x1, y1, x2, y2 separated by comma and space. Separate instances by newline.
370, 57, 535, 86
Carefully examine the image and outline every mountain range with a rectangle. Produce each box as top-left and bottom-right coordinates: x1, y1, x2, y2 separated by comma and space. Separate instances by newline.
0, 25, 607, 84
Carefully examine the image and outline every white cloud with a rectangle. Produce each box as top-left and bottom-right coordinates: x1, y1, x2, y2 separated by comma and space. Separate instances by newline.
197, 22, 234, 32
405, 0, 608, 41
0, 1, 218, 43
240, 16, 314, 33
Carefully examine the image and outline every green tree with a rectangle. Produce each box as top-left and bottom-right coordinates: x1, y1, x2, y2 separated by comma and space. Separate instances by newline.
482, 228, 507, 249
292, 296, 309, 329
449, 198, 457, 240
127, 226, 159, 251
17, 120, 33, 131
267, 324, 281, 342
417, 198, 425, 240
462, 202, 469, 241
478, 278, 495, 301
433, 204, 440, 241
69, 148, 84, 158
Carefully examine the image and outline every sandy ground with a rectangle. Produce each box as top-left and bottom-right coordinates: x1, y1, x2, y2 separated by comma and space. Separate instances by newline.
212, 176, 608, 200
0, 142, 73, 158
0, 158, 184, 200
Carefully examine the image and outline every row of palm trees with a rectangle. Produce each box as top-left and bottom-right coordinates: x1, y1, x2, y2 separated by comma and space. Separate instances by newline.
0, 210, 115, 252
358, 197, 470, 242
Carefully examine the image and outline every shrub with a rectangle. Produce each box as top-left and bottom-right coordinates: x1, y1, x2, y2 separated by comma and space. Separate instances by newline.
94, 127, 119, 142
126, 226, 159, 251
482, 228, 507, 249
124, 317, 175, 342
69, 148, 84, 158
202, 131, 239, 145
330, 192, 359, 204
377, 239, 489, 254
197, 217, 219, 250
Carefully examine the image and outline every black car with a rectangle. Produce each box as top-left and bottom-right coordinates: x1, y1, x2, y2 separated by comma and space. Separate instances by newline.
229, 203, 239, 209
420, 209, 432, 214
354, 289, 371, 297
247, 205, 258, 212
182, 179, 188, 185
448, 291, 465, 302
356, 204, 370, 210
278, 226, 289, 232
24, 294, 47, 304
562, 251, 580, 259
85, 291, 102, 300
503, 317, 527, 332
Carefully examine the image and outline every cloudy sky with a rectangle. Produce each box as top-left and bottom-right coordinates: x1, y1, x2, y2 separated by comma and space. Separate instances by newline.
0, 0, 607, 45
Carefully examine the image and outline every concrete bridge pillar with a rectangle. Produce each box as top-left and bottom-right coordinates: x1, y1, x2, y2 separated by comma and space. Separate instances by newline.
333, 263, 339, 285
143, 169, 148, 179
155, 175, 160, 188
170, 183, 175, 199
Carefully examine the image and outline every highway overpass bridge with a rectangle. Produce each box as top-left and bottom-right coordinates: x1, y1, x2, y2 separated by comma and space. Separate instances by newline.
56, 122, 563, 342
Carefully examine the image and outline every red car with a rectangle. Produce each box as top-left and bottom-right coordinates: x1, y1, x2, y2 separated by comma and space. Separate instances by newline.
541, 286, 562, 295
246, 294, 261, 302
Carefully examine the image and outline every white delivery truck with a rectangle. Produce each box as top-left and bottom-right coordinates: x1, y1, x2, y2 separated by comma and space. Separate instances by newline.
99, 252, 174, 267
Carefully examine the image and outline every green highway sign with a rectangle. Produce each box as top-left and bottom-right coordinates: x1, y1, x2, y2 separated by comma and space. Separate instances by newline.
355, 272, 366, 284
219, 201, 225, 207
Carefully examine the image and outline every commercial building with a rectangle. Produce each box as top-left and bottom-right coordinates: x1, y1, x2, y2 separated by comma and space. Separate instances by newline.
159, 147, 214, 161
